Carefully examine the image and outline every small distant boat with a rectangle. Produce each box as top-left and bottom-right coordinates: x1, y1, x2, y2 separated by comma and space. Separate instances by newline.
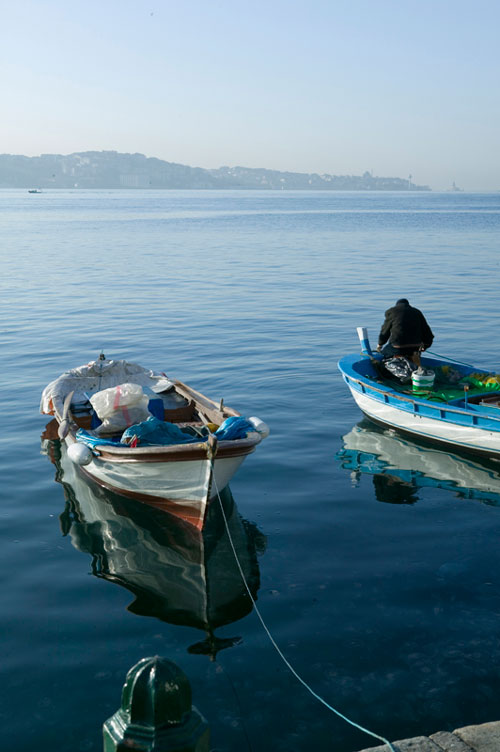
338, 328, 500, 460
28, 188, 42, 193
40, 355, 269, 529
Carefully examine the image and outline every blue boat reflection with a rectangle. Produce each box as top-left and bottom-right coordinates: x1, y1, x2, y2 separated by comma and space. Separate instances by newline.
42, 430, 266, 658
337, 419, 500, 506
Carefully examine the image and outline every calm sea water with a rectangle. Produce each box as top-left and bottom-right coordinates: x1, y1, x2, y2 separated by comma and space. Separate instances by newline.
2, 189, 500, 752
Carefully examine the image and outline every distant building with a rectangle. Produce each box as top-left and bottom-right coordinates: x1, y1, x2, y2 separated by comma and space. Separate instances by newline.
119, 173, 151, 188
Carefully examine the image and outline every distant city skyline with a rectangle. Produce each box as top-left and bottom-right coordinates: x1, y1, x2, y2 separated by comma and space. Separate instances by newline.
0, 150, 431, 190
3, 0, 500, 191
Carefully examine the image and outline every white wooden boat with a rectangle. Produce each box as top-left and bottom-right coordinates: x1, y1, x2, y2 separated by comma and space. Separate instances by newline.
41, 436, 264, 658
338, 328, 500, 460
41, 356, 269, 529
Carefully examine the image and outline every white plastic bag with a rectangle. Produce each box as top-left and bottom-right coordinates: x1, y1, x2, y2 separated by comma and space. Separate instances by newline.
90, 383, 151, 435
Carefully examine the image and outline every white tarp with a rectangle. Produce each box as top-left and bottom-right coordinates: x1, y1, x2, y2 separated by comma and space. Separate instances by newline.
40, 359, 174, 415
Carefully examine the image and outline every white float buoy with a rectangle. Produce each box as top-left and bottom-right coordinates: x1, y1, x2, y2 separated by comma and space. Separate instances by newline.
248, 416, 270, 439
67, 442, 93, 466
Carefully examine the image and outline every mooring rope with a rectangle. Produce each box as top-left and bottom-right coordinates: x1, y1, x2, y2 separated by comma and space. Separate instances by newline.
213, 479, 397, 752
425, 350, 478, 369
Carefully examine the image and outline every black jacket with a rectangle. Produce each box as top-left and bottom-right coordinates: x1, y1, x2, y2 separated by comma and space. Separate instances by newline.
378, 301, 434, 349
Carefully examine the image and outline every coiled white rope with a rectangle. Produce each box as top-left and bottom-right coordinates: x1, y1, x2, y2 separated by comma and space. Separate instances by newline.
213, 479, 397, 752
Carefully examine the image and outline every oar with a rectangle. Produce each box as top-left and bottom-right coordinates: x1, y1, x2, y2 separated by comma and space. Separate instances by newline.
58, 390, 75, 440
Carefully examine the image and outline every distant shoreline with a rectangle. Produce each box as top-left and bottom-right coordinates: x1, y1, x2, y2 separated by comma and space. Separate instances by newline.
0, 150, 431, 191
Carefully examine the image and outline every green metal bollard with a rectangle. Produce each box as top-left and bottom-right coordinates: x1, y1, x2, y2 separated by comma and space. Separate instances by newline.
103, 656, 210, 752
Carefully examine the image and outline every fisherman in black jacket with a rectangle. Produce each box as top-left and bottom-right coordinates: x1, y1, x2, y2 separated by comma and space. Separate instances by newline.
376, 298, 434, 364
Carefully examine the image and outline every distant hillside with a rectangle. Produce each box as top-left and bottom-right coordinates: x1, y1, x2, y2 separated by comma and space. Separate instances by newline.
0, 151, 431, 191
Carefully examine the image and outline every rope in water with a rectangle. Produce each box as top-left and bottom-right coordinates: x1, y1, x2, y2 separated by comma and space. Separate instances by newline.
213, 478, 397, 752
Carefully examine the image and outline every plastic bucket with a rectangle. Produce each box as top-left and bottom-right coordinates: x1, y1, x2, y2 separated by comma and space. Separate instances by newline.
412, 368, 435, 391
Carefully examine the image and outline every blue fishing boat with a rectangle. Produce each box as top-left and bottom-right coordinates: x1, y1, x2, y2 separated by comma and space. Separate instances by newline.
338, 328, 500, 459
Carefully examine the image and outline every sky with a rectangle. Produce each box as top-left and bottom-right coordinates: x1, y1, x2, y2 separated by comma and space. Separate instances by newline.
2, 0, 499, 191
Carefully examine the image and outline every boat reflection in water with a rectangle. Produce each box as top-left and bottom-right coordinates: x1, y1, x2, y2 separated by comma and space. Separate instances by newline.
42, 429, 266, 659
337, 419, 500, 506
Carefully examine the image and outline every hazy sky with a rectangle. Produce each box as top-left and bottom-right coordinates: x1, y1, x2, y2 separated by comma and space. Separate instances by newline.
2, 0, 499, 190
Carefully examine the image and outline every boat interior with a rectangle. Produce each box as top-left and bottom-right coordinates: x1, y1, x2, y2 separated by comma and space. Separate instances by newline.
69, 384, 230, 442
352, 355, 500, 409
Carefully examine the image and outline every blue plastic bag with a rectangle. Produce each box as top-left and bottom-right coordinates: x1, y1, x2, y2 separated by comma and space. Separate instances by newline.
214, 416, 255, 440
121, 416, 201, 446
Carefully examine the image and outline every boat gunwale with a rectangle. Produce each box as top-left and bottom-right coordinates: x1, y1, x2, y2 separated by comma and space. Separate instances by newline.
81, 433, 259, 462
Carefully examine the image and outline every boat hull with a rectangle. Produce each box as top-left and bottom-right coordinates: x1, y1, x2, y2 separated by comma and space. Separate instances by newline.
348, 386, 500, 457
64, 434, 252, 529
52, 442, 262, 653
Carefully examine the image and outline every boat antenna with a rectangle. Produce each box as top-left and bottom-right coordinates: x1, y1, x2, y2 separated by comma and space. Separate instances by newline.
357, 327, 373, 357
98, 350, 106, 391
